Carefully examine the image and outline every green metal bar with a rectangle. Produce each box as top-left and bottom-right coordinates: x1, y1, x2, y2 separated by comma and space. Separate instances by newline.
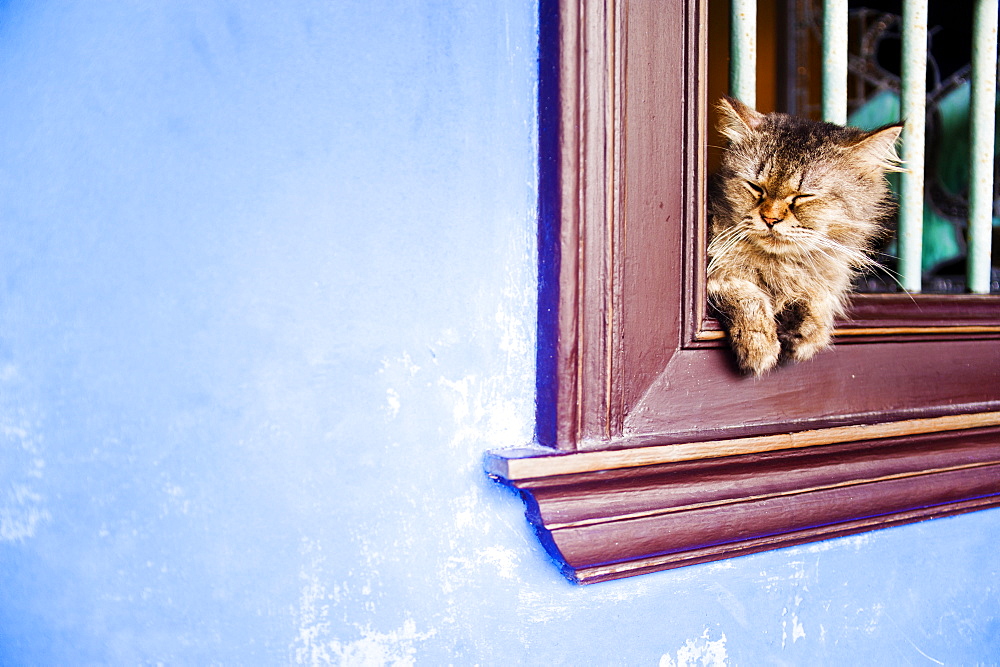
822, 0, 848, 124
898, 0, 928, 292
730, 0, 756, 106
968, 0, 999, 293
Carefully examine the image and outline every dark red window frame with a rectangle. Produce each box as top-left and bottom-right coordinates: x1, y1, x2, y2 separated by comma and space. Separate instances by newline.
487, 0, 1000, 584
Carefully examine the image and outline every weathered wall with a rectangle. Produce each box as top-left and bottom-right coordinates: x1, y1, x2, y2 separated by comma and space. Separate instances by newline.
0, 1, 997, 664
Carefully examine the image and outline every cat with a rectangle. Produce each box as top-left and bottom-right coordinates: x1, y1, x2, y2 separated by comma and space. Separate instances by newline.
707, 96, 904, 375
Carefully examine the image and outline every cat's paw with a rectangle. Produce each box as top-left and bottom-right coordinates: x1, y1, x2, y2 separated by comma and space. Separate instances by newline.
784, 326, 832, 363
729, 326, 781, 376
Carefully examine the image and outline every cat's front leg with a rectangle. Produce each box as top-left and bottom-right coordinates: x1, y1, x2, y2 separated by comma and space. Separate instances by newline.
780, 297, 836, 363
707, 275, 780, 375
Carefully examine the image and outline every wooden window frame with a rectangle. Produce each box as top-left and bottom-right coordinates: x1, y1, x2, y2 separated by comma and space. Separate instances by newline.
486, 0, 1000, 584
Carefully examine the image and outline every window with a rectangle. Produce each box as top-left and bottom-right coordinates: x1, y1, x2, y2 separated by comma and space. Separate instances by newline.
487, 0, 1000, 584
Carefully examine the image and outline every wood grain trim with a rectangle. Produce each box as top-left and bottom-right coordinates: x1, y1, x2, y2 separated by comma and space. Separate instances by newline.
573, 496, 1000, 584
493, 427, 1000, 584
836, 326, 1000, 336
544, 459, 998, 530
696, 294, 1000, 342
695, 326, 1000, 341
487, 411, 1000, 481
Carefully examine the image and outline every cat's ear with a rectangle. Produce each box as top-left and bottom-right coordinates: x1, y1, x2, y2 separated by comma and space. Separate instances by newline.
849, 123, 905, 173
716, 96, 765, 144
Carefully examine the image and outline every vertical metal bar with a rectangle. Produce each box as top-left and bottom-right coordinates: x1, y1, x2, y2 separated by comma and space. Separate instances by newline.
730, 0, 756, 106
968, 0, 999, 293
822, 0, 848, 124
898, 0, 928, 292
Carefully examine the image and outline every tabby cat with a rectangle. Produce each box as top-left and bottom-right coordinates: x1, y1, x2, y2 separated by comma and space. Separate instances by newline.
707, 96, 904, 375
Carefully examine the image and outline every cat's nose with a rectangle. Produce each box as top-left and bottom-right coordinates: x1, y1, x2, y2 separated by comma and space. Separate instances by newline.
762, 215, 782, 228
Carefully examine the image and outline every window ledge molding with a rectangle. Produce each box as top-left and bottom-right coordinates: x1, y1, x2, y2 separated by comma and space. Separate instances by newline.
488, 415, 1000, 584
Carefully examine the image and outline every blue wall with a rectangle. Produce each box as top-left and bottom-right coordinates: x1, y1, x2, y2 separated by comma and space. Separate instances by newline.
0, 1, 997, 663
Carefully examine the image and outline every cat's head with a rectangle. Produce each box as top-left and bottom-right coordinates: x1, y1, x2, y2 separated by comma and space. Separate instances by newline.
711, 96, 903, 259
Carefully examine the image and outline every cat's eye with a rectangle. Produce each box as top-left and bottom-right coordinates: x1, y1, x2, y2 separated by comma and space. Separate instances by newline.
791, 193, 817, 206
743, 181, 765, 200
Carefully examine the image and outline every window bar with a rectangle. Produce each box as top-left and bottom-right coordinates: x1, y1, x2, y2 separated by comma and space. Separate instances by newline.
967, 0, 999, 294
897, 0, 928, 292
730, 0, 756, 106
822, 0, 848, 124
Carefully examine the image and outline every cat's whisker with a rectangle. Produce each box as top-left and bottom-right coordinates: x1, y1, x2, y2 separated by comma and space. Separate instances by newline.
863, 252, 923, 297
707, 227, 751, 276
708, 234, 747, 261
810, 239, 876, 272
805, 236, 916, 300
857, 262, 918, 302
860, 252, 917, 303
708, 223, 751, 245
799, 235, 869, 271
707, 227, 748, 259
862, 256, 904, 280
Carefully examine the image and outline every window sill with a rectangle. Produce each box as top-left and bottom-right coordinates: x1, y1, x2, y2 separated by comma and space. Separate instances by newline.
488, 414, 1000, 584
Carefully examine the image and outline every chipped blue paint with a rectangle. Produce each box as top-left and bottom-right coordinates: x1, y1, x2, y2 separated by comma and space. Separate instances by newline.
0, 1, 998, 664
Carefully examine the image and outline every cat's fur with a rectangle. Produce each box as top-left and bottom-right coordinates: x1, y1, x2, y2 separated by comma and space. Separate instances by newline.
707, 96, 904, 375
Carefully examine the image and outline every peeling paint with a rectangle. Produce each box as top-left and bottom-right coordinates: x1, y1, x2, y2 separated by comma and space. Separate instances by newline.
516, 589, 572, 624
291, 538, 435, 665
864, 602, 886, 634
802, 532, 874, 553
475, 545, 519, 579
293, 613, 433, 667
384, 388, 401, 420
659, 628, 729, 667
0, 484, 50, 542
438, 489, 521, 597
0, 391, 50, 542
452, 492, 483, 533
438, 370, 532, 455
158, 482, 191, 517
782, 605, 807, 646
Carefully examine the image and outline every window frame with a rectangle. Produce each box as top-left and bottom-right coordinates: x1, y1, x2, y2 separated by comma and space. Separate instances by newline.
487, 0, 1000, 584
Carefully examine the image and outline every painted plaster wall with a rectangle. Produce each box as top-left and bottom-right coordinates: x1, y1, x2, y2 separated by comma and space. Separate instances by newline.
0, 1, 997, 664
